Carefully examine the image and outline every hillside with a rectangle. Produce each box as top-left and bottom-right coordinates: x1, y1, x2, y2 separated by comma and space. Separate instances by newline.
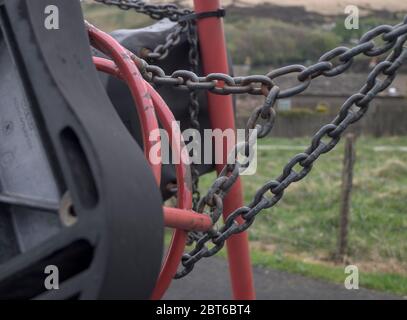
83, 1, 406, 66
85, 0, 407, 14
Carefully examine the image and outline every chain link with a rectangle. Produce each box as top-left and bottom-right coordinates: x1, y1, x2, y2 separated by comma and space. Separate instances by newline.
90, 2, 407, 278
185, 20, 204, 244
185, 21, 202, 211
142, 23, 189, 61
93, 0, 192, 21
174, 16, 407, 278
94, 0, 191, 61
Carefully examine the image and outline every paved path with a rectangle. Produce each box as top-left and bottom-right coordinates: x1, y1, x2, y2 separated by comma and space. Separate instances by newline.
164, 257, 402, 300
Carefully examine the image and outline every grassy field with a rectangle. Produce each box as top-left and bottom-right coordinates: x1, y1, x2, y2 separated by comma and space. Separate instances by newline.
196, 135, 407, 295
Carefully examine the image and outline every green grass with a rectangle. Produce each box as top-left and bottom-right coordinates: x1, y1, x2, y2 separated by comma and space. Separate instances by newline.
164, 235, 407, 295
249, 249, 407, 296
196, 136, 407, 295
209, 246, 407, 296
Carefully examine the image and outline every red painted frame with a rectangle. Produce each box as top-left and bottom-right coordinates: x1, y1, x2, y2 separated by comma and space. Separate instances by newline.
193, 0, 255, 300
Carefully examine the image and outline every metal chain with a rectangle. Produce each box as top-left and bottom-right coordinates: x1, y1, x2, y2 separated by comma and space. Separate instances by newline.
129, 19, 407, 99
184, 20, 204, 244
93, 0, 192, 21
144, 23, 189, 61
93, 0, 191, 61
173, 17, 407, 278
90, 3, 407, 277
185, 21, 202, 211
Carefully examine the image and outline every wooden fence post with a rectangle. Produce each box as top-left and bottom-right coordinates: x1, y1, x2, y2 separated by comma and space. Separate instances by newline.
336, 133, 356, 262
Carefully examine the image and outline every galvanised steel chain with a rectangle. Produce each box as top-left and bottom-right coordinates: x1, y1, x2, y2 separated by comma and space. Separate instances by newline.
146, 23, 188, 61
94, 0, 190, 60
128, 18, 407, 99
184, 20, 205, 244
171, 17, 407, 278
185, 21, 202, 211
90, 3, 407, 277
93, 0, 192, 21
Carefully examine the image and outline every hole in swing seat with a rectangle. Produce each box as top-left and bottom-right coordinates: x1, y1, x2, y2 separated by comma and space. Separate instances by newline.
60, 127, 99, 209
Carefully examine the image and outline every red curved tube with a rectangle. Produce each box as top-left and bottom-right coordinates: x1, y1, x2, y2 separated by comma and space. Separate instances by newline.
164, 207, 212, 232
93, 57, 192, 300
87, 22, 161, 183
145, 81, 191, 300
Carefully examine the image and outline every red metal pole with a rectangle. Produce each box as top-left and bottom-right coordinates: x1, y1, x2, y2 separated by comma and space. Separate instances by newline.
193, 0, 255, 300
164, 207, 213, 232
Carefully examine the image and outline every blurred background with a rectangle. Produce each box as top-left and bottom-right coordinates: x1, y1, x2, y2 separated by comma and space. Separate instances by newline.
83, 0, 407, 297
